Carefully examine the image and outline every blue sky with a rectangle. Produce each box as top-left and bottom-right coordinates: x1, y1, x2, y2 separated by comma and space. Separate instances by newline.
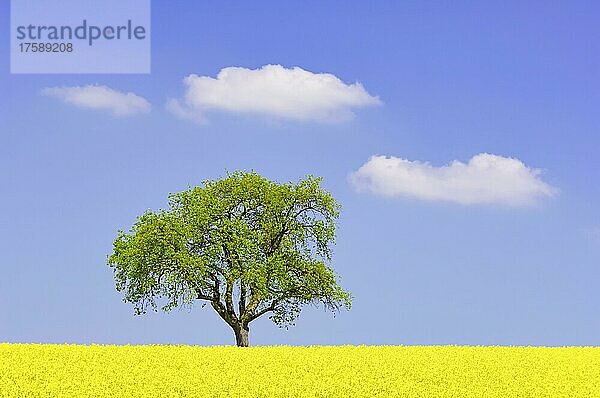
1, 1, 599, 346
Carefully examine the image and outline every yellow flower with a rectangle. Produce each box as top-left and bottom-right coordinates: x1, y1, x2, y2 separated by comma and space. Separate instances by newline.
0, 344, 598, 397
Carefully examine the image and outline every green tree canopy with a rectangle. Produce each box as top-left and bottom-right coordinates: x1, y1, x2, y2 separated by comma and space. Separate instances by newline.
108, 171, 352, 346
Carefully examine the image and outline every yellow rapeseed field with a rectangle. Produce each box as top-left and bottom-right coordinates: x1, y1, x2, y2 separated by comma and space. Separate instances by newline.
1, 344, 599, 397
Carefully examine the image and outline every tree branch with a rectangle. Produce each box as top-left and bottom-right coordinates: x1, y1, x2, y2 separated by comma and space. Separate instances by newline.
238, 281, 246, 316
249, 300, 278, 322
196, 291, 214, 301
224, 277, 237, 320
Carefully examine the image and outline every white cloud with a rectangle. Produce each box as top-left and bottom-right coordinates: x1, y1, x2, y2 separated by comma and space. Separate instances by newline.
349, 153, 558, 206
167, 64, 380, 123
166, 98, 207, 125
42, 85, 151, 117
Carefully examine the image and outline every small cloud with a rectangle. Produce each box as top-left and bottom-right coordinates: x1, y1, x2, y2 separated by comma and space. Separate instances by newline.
349, 153, 558, 206
166, 98, 207, 125
167, 64, 380, 124
42, 85, 151, 117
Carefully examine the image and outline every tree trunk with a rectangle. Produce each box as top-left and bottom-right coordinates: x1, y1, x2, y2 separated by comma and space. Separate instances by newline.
234, 325, 249, 347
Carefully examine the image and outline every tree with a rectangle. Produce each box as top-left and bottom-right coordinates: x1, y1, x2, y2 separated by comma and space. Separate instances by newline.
107, 171, 352, 346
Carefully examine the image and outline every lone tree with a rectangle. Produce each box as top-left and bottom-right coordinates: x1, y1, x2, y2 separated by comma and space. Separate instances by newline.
108, 171, 351, 346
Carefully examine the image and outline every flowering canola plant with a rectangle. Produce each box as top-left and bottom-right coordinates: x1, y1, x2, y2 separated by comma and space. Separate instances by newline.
1, 344, 599, 397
